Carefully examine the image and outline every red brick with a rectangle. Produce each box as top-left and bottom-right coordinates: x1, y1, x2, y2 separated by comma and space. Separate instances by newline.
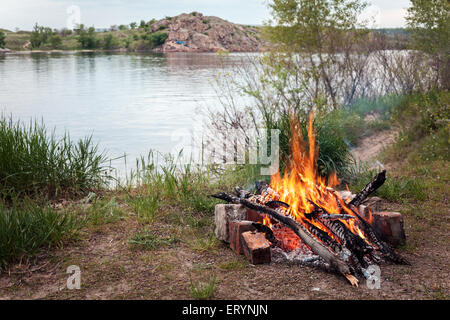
228, 221, 256, 254
241, 231, 271, 264
246, 209, 264, 223
372, 211, 406, 247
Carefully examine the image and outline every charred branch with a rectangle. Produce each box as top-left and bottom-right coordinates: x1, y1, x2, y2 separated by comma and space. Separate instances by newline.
350, 170, 386, 207
211, 192, 357, 285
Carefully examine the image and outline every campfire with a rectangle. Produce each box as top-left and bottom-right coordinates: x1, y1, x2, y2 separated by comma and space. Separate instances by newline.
212, 113, 409, 286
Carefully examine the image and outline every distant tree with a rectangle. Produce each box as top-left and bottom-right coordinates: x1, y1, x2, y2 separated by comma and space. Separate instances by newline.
49, 34, 62, 49
129, 22, 137, 29
77, 26, 99, 49
61, 28, 73, 37
118, 24, 128, 31
139, 20, 147, 28
74, 24, 85, 35
406, 0, 450, 90
0, 31, 5, 48
30, 23, 52, 48
102, 34, 119, 49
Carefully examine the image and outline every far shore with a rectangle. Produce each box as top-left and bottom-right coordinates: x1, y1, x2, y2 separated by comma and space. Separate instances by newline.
0, 48, 264, 55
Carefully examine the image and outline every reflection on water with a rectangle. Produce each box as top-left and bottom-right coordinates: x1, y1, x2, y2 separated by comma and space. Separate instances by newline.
0, 52, 250, 175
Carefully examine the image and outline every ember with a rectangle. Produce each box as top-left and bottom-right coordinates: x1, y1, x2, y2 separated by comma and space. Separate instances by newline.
212, 113, 409, 286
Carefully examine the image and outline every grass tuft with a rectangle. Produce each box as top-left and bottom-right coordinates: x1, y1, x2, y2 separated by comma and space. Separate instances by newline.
189, 274, 217, 300
0, 199, 83, 269
128, 231, 178, 250
0, 115, 110, 199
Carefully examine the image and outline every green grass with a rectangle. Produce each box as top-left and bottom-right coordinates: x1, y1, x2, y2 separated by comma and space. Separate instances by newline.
0, 115, 109, 198
128, 231, 178, 250
0, 199, 83, 269
348, 168, 426, 202
189, 274, 217, 300
84, 196, 126, 225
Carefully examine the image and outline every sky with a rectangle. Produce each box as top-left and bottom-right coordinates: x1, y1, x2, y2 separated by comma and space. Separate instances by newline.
0, 0, 411, 31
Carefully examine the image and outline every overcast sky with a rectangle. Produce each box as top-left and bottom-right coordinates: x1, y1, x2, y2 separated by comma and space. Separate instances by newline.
0, 0, 411, 31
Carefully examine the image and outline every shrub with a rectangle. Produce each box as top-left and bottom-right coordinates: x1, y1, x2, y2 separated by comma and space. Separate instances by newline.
0, 31, 5, 48
102, 34, 119, 50
148, 31, 168, 48
48, 34, 62, 49
77, 26, 99, 49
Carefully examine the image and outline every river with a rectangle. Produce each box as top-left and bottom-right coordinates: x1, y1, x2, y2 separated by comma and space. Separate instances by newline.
0, 51, 250, 176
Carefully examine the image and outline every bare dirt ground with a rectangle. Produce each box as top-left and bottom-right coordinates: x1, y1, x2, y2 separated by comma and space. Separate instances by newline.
0, 130, 449, 300
351, 129, 398, 163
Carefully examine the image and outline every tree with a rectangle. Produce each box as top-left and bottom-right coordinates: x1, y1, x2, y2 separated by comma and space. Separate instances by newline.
406, 0, 450, 90
102, 34, 119, 50
129, 22, 137, 29
77, 26, 99, 49
49, 34, 62, 49
0, 31, 5, 48
139, 20, 146, 28
74, 24, 85, 35
30, 23, 53, 48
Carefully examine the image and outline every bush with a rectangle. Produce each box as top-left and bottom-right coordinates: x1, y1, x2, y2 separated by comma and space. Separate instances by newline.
0, 115, 109, 198
77, 26, 99, 49
0, 31, 5, 48
102, 34, 119, 50
48, 34, 62, 49
147, 31, 168, 48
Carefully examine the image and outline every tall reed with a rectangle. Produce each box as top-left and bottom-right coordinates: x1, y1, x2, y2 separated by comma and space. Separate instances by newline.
0, 115, 110, 198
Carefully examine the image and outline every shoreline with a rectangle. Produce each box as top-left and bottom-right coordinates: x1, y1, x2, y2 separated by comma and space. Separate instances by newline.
1, 48, 264, 55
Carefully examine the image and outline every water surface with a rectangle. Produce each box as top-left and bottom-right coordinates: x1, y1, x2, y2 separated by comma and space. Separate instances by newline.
0, 52, 249, 174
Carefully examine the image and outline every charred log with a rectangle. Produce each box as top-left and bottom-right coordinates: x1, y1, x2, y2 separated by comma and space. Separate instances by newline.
252, 222, 281, 247
211, 192, 357, 285
347, 204, 410, 265
350, 170, 386, 207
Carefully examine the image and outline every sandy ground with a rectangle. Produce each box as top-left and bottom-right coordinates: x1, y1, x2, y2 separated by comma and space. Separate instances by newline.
351, 129, 399, 163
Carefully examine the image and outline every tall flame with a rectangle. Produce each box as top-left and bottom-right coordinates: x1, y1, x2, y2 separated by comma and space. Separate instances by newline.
262, 112, 371, 250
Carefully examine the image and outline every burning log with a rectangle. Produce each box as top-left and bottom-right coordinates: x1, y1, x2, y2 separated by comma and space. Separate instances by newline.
251, 222, 281, 247
211, 192, 359, 286
211, 113, 409, 286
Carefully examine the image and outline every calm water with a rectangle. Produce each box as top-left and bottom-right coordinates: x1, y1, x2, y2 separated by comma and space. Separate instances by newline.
0, 52, 249, 174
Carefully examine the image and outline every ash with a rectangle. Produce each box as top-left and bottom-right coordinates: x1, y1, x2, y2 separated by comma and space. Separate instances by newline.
271, 247, 328, 269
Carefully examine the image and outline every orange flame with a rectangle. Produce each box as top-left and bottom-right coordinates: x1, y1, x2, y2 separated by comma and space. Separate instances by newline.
261, 112, 372, 250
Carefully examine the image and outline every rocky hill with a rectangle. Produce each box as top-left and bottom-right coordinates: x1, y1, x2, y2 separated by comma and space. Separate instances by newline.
148, 12, 264, 52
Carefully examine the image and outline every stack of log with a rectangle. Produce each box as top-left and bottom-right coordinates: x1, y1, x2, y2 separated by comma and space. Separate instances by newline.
212, 170, 409, 286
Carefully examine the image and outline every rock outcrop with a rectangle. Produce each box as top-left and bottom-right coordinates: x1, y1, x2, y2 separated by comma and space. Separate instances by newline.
148, 12, 264, 53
